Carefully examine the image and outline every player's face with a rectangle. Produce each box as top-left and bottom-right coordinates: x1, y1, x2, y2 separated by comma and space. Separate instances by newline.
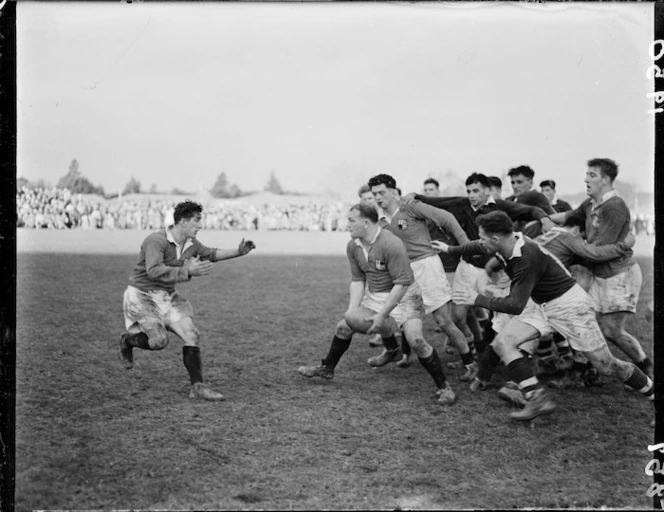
423, 184, 439, 197
509, 175, 532, 196
371, 184, 396, 210
585, 166, 608, 199
360, 191, 377, 208
478, 227, 499, 253
466, 182, 490, 208
347, 209, 368, 239
540, 186, 555, 202
182, 213, 203, 238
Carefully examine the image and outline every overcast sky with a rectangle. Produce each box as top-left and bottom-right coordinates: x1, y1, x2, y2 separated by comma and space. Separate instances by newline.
17, 1, 655, 200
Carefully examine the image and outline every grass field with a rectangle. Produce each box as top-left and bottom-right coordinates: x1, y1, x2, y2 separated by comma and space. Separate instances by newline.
14, 231, 656, 510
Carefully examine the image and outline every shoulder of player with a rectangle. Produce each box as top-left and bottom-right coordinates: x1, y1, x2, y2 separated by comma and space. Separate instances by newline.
143, 230, 169, 247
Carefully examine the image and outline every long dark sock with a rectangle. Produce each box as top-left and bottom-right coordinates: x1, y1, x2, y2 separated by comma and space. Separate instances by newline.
183, 346, 204, 384
636, 357, 654, 376
460, 350, 475, 366
126, 332, 151, 349
506, 357, 542, 400
477, 345, 501, 382
401, 336, 412, 357
418, 349, 447, 389
322, 336, 352, 368
381, 335, 399, 351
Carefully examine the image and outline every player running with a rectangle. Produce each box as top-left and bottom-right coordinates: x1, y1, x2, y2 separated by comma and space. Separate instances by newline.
297, 202, 456, 405
119, 200, 256, 401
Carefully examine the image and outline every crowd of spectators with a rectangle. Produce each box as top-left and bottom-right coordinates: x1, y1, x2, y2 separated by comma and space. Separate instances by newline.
16, 186, 351, 232
16, 185, 655, 235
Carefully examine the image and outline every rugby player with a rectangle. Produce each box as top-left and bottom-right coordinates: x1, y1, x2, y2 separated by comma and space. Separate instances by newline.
367, 174, 478, 381
505, 165, 555, 237
297, 202, 457, 406
487, 176, 503, 201
539, 179, 572, 213
433, 210, 653, 421
119, 200, 256, 401
548, 158, 652, 378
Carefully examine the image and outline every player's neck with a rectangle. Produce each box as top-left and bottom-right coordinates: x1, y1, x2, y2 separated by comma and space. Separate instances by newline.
499, 235, 517, 259
384, 201, 398, 216
361, 225, 380, 245
169, 225, 188, 246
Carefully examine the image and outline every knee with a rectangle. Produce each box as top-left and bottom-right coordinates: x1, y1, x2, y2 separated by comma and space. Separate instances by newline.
406, 336, 430, 356
145, 325, 169, 350
335, 320, 354, 339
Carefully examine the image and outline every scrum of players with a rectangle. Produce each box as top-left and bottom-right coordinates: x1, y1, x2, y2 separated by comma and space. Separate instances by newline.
297, 159, 654, 422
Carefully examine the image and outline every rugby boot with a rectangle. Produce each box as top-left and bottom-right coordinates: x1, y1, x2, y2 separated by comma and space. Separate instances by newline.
298, 361, 334, 379
395, 353, 411, 368
469, 377, 490, 392
367, 333, 383, 348
509, 389, 556, 421
583, 366, 604, 388
498, 383, 527, 407
459, 362, 479, 382
367, 347, 401, 367
189, 382, 225, 401
119, 333, 134, 369
555, 353, 574, 372
436, 382, 457, 406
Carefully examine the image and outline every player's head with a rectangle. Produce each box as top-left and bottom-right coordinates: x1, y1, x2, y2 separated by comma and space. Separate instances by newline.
358, 183, 377, 208
487, 176, 503, 200
368, 174, 399, 210
539, 179, 557, 202
465, 173, 491, 209
173, 200, 204, 237
348, 202, 379, 239
562, 211, 586, 236
476, 210, 513, 252
507, 165, 535, 196
423, 178, 440, 197
586, 158, 618, 199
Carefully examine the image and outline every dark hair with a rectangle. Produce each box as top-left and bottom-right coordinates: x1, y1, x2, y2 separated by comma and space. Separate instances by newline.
395, 187, 402, 196
465, 172, 490, 188
507, 165, 535, 180
368, 173, 397, 190
487, 176, 502, 188
358, 183, 371, 197
476, 210, 513, 236
423, 178, 440, 188
587, 158, 619, 182
539, 180, 556, 189
174, 200, 203, 225
350, 202, 379, 223
563, 212, 586, 231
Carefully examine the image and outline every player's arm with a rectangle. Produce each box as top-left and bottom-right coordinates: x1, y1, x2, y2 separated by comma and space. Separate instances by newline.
346, 245, 367, 311
432, 239, 488, 257
591, 203, 631, 246
457, 257, 534, 315
210, 239, 256, 261
347, 280, 366, 311
497, 199, 552, 230
145, 238, 197, 283
412, 194, 465, 210
411, 201, 470, 244
563, 235, 631, 263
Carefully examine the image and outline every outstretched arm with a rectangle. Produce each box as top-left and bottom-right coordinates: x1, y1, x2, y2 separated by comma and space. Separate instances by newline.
214, 239, 256, 261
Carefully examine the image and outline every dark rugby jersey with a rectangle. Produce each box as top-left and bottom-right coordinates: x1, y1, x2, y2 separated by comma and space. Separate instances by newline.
414, 194, 549, 268
346, 228, 414, 293
534, 227, 628, 269
506, 191, 555, 237
449, 234, 576, 315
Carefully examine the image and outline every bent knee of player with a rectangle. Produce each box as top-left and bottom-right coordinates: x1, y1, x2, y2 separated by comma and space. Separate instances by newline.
145, 325, 169, 350
407, 336, 431, 356
335, 319, 354, 339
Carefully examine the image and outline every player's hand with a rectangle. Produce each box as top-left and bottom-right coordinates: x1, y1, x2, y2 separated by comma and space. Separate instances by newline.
623, 231, 636, 249
189, 256, 214, 276
238, 238, 256, 255
431, 240, 450, 253
453, 288, 478, 306
401, 192, 417, 205
364, 313, 386, 334
540, 217, 555, 233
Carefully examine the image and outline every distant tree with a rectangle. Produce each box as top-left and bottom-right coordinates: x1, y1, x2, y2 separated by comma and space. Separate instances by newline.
122, 177, 141, 195
228, 183, 242, 198
264, 170, 284, 195
17, 176, 30, 190
56, 159, 104, 195
209, 172, 230, 198
148, 183, 158, 194
171, 187, 193, 195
